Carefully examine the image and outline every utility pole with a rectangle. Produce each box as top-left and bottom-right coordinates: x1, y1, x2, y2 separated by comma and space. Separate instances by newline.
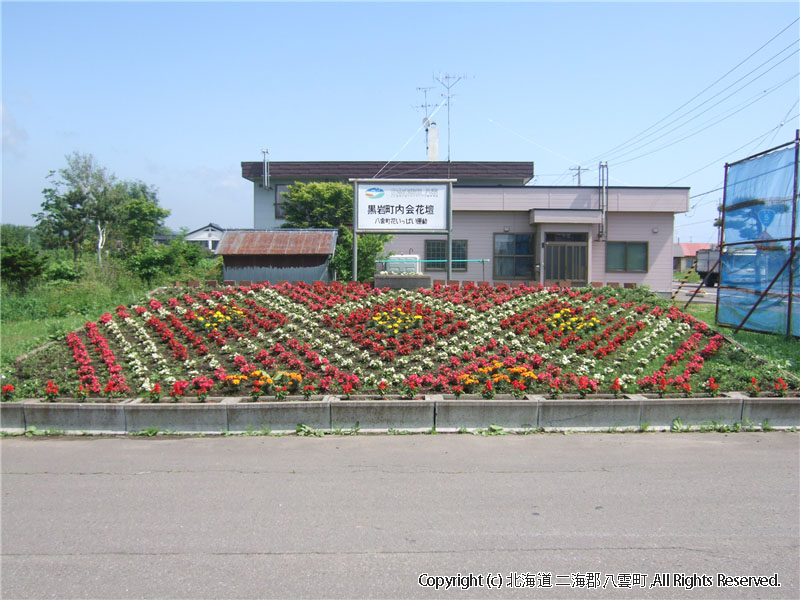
570, 165, 590, 186
435, 73, 465, 162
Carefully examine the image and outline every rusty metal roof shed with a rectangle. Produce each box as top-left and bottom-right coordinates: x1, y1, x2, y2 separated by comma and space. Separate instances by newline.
216, 229, 338, 256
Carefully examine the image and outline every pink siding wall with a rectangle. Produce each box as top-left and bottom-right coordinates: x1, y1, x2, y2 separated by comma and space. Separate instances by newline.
454, 187, 689, 213
381, 188, 683, 293
382, 211, 532, 282
596, 212, 675, 292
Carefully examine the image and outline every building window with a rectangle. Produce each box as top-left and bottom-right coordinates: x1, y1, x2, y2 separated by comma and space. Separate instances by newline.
425, 240, 467, 271
275, 184, 290, 219
211, 240, 219, 251
494, 233, 534, 279
606, 242, 648, 272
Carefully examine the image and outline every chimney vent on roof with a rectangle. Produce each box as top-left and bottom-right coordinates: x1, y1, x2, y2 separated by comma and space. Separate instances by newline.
427, 120, 439, 161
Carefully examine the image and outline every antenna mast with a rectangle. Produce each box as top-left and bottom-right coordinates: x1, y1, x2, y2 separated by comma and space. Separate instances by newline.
415, 86, 436, 159
435, 73, 465, 162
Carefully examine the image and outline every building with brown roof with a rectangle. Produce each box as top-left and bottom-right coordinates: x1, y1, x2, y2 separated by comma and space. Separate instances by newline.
216, 228, 338, 283
240, 160, 690, 292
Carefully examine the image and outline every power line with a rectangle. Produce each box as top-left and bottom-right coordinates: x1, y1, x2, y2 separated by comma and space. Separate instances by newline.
686, 158, 797, 204
665, 111, 799, 186
373, 99, 447, 178
675, 217, 718, 229
601, 50, 799, 165
764, 99, 800, 148
608, 72, 798, 168
582, 19, 799, 165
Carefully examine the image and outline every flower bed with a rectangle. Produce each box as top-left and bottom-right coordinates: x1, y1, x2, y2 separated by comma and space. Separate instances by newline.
6, 281, 795, 401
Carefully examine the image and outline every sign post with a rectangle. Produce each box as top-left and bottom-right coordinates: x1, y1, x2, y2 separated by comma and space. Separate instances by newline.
350, 179, 455, 281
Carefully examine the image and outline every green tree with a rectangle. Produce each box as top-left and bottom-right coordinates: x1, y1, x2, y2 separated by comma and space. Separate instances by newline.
281, 182, 391, 281
0, 244, 46, 293
35, 188, 92, 262
0, 225, 40, 249
125, 244, 175, 287
114, 181, 170, 250
35, 152, 114, 263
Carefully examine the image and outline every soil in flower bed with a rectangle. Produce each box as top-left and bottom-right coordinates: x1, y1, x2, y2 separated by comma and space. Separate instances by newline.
6, 281, 796, 402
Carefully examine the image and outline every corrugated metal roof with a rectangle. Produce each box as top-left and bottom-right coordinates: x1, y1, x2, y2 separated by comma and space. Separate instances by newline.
216, 229, 338, 256
241, 161, 534, 184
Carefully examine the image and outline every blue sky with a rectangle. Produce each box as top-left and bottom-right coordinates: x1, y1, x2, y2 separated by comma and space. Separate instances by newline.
2, 1, 798, 243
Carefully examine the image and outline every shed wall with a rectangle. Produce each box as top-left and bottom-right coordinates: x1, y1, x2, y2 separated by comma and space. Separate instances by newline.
222, 255, 331, 283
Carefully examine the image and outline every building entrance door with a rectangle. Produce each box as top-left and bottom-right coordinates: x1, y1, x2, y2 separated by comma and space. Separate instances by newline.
543, 232, 588, 287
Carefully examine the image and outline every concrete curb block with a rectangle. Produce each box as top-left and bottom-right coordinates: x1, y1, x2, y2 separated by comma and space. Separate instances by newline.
125, 404, 227, 433
0, 403, 25, 432
227, 402, 329, 432
436, 400, 538, 431
2, 397, 798, 434
640, 398, 743, 429
540, 398, 642, 429
23, 403, 126, 434
742, 397, 800, 428
331, 401, 434, 432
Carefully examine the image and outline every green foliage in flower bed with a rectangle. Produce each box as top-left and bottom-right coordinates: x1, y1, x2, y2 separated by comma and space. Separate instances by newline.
4, 282, 795, 401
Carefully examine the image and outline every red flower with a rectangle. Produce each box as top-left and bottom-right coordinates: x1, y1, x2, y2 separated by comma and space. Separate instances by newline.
45, 380, 59, 400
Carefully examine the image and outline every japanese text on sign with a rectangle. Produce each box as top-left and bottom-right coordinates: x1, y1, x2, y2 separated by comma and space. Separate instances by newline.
355, 183, 448, 232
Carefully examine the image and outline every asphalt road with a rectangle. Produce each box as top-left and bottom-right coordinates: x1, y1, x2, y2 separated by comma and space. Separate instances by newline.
2, 433, 798, 599
671, 280, 717, 304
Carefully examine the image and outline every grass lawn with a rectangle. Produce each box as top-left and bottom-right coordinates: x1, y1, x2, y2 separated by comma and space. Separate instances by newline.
680, 302, 799, 376
674, 270, 702, 284
1, 315, 88, 367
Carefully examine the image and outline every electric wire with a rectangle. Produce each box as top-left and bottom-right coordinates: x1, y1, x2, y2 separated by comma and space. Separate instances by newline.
373, 99, 446, 178
608, 72, 799, 168
581, 19, 799, 165
665, 125, 785, 186
596, 42, 799, 164
765, 99, 800, 148
605, 58, 799, 165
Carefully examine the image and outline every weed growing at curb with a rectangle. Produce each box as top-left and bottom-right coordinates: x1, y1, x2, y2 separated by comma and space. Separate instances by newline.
296, 424, 324, 437
131, 427, 161, 437
473, 424, 507, 436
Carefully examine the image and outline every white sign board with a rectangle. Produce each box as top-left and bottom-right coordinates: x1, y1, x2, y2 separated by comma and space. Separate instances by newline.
355, 182, 450, 233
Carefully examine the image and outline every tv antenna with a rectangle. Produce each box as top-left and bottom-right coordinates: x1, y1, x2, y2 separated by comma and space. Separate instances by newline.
435, 73, 467, 161
415, 86, 436, 121
415, 86, 437, 158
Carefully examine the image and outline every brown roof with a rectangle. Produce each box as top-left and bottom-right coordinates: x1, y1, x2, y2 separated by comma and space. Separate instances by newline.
241, 161, 534, 183
216, 229, 338, 256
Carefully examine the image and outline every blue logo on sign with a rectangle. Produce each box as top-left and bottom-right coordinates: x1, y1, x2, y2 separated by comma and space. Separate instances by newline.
365, 187, 385, 199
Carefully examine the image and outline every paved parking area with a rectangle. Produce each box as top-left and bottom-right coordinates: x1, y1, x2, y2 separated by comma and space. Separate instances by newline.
2, 433, 798, 598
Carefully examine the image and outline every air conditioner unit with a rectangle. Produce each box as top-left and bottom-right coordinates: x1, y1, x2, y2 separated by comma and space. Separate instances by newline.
385, 254, 421, 274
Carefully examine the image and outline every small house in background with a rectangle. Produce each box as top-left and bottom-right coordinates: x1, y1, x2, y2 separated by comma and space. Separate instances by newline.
216, 229, 338, 283
673, 242, 712, 271
185, 223, 225, 251
241, 159, 690, 293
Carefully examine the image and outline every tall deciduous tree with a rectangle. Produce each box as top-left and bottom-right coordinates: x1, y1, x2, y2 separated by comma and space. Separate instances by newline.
114, 181, 170, 249
34, 153, 169, 262
35, 152, 114, 263
280, 182, 391, 281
